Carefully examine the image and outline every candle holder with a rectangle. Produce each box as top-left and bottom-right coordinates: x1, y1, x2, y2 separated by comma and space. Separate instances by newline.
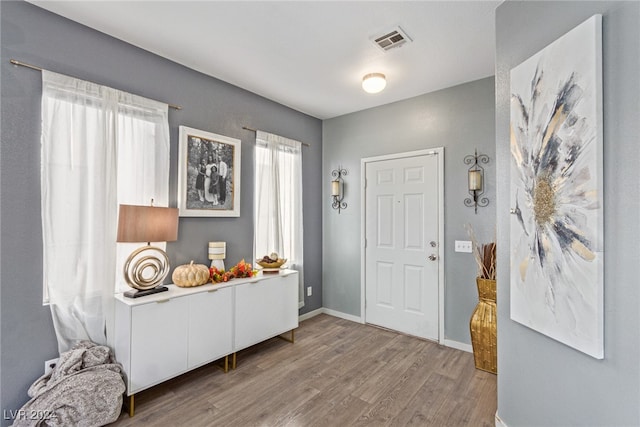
208, 241, 226, 271
464, 150, 489, 214
331, 167, 347, 214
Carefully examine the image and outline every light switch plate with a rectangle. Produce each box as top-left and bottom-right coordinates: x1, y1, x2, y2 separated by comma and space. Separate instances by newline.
455, 240, 473, 253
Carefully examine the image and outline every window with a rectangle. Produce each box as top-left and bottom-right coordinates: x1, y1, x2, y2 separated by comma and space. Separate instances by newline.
41, 70, 169, 351
254, 131, 304, 308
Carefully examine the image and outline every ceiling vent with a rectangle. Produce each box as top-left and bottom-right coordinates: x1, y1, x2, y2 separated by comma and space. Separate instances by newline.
372, 26, 412, 51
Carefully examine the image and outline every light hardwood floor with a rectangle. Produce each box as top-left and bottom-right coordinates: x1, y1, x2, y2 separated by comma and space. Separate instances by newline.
111, 314, 496, 426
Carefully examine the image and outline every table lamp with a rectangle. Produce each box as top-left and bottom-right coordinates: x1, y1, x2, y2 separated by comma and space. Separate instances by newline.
208, 241, 226, 271
117, 203, 179, 298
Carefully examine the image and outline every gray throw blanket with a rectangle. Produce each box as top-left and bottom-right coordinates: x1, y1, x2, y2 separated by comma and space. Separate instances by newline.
14, 341, 125, 427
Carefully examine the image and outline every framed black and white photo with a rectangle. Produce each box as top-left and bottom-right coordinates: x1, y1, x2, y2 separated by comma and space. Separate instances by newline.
178, 126, 241, 217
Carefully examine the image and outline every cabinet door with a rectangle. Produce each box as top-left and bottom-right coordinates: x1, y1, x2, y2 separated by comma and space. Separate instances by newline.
235, 273, 298, 351
188, 287, 233, 368
130, 297, 189, 393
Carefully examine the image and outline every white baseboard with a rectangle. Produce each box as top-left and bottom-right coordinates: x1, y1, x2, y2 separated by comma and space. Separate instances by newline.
300, 308, 473, 355
299, 307, 363, 323
298, 308, 324, 322
321, 308, 364, 323
443, 339, 473, 353
495, 412, 508, 427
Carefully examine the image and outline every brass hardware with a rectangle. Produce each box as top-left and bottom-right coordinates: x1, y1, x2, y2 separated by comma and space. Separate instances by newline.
156, 299, 170, 304
214, 355, 229, 373
277, 329, 295, 344
242, 126, 310, 147
232, 352, 237, 370
9, 58, 182, 110
128, 394, 135, 417
207, 289, 219, 293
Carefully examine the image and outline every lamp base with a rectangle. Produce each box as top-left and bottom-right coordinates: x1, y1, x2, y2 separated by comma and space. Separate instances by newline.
124, 286, 169, 299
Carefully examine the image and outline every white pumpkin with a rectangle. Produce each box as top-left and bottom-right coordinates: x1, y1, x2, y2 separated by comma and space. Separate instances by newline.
172, 261, 210, 287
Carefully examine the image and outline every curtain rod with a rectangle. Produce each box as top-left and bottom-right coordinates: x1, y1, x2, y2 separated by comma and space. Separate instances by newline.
9, 59, 183, 111
242, 126, 310, 147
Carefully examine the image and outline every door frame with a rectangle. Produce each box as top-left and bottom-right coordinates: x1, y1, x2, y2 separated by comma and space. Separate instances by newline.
360, 147, 445, 344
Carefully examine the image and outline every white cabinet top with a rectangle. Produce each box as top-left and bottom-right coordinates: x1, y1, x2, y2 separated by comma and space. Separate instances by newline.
115, 269, 297, 306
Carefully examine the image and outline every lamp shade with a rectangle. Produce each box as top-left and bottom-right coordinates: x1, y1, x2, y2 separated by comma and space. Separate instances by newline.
208, 241, 226, 260
117, 204, 179, 243
362, 73, 386, 93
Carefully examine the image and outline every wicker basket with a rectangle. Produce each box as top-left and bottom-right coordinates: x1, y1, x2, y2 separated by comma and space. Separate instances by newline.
470, 277, 497, 374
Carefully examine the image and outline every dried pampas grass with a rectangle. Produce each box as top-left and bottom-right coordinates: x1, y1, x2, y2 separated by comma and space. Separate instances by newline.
465, 224, 496, 280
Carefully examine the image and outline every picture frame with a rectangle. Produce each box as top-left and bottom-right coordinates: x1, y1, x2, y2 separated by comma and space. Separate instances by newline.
178, 126, 241, 217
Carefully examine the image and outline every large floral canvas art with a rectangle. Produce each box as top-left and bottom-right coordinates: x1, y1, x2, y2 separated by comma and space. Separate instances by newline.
510, 15, 603, 358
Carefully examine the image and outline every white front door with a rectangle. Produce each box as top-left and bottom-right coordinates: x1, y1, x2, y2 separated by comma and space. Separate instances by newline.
363, 149, 442, 341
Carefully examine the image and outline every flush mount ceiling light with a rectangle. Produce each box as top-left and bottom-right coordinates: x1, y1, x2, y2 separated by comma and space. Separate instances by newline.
362, 73, 386, 93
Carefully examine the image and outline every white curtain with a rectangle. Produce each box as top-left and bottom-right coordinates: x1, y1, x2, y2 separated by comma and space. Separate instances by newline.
254, 131, 305, 308
41, 70, 169, 353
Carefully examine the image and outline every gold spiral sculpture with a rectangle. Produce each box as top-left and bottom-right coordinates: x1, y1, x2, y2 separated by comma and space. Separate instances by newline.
123, 245, 171, 290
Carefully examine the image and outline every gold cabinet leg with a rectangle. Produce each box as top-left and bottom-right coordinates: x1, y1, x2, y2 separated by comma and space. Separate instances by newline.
277, 329, 295, 343
215, 355, 230, 373
128, 394, 135, 417
232, 352, 237, 370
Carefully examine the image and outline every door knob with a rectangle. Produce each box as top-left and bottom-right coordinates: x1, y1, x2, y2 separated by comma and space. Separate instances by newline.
428, 254, 437, 261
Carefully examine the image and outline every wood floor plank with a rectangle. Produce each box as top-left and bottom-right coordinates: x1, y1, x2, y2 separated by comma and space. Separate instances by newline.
390, 372, 458, 426
110, 314, 496, 427
353, 342, 446, 425
351, 334, 428, 404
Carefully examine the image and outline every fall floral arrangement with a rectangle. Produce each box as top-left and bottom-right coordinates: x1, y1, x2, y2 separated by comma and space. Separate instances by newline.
210, 259, 258, 283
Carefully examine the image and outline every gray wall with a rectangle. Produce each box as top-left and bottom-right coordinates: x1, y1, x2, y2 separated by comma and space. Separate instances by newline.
496, 1, 640, 425
0, 1, 322, 421
323, 77, 496, 345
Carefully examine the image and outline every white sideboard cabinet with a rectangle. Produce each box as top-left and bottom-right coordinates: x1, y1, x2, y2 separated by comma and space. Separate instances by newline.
114, 270, 298, 416
234, 272, 298, 351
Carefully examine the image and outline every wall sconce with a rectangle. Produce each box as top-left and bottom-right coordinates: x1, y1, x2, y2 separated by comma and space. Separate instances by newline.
116, 201, 179, 298
331, 167, 348, 214
464, 149, 490, 214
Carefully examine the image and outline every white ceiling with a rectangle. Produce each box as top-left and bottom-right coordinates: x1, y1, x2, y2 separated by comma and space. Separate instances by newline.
27, 1, 501, 120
